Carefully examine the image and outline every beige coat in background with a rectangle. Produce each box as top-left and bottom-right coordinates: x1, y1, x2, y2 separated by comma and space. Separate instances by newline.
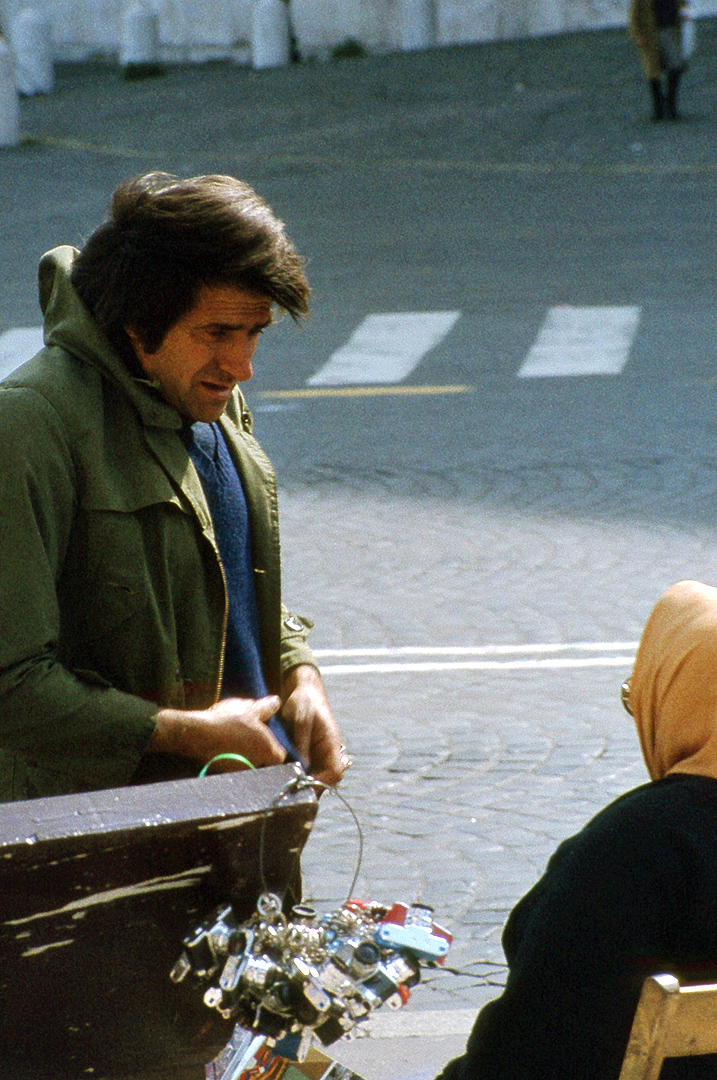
629, 0, 685, 79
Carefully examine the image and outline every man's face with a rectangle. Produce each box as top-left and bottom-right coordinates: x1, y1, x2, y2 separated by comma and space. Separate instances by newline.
127, 285, 273, 423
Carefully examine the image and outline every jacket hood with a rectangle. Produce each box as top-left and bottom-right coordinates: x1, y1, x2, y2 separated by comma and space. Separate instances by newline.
38, 246, 183, 429
630, 579, 717, 781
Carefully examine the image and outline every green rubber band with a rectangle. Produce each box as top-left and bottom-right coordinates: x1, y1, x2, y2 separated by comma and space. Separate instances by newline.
198, 753, 256, 777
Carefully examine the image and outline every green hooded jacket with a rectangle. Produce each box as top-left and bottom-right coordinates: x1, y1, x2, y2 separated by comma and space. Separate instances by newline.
0, 246, 316, 801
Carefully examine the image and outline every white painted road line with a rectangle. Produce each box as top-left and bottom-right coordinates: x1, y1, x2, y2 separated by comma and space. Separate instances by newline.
313, 642, 640, 657
0, 326, 44, 379
318, 656, 635, 674
313, 642, 638, 675
518, 305, 640, 378
307, 311, 461, 386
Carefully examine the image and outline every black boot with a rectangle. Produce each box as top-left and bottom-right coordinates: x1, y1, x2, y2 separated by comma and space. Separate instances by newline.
649, 78, 664, 121
665, 68, 681, 120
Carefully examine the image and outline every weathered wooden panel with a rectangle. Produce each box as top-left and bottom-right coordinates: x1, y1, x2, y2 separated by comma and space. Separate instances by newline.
0, 764, 317, 1079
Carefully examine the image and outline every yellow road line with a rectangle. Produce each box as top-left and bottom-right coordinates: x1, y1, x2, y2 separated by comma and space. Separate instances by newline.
23, 134, 153, 159
257, 384, 473, 399
23, 135, 717, 176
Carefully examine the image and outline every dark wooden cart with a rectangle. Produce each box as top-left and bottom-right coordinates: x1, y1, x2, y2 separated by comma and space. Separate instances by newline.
0, 764, 318, 1079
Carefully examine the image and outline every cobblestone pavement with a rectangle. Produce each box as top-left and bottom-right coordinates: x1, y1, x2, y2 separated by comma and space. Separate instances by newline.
288, 489, 717, 919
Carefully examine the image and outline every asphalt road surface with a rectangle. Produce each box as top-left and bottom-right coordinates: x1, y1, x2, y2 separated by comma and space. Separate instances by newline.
3, 21, 717, 1078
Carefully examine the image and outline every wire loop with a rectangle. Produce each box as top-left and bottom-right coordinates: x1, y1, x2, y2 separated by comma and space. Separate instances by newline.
198, 753, 256, 777
259, 773, 364, 903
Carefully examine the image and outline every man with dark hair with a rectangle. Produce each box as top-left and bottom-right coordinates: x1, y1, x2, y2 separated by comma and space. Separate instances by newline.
0, 172, 346, 801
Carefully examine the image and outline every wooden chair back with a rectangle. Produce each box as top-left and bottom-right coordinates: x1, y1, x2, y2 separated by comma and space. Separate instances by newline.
619, 974, 717, 1080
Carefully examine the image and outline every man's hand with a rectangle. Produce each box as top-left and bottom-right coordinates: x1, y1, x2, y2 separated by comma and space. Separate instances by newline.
280, 665, 347, 786
150, 695, 286, 772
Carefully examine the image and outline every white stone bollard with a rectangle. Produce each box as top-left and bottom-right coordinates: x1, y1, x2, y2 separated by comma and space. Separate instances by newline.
400, 0, 434, 51
0, 39, 20, 147
120, 1, 161, 75
10, 9, 53, 95
252, 0, 290, 69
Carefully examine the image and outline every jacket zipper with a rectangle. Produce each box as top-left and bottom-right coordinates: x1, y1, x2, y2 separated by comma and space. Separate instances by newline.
212, 550, 229, 705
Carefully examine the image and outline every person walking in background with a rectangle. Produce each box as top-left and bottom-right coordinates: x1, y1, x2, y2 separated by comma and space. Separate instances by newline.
629, 0, 688, 121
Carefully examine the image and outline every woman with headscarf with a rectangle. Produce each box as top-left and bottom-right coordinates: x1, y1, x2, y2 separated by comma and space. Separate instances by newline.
629, 0, 688, 121
436, 580, 717, 1080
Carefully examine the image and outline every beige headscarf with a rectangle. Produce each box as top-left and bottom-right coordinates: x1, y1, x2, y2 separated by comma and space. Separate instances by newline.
630, 580, 717, 782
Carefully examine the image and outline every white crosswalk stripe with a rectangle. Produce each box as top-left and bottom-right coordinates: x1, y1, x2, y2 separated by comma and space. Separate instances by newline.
0, 327, 44, 380
517, 305, 640, 378
306, 311, 461, 386
0, 306, 645, 388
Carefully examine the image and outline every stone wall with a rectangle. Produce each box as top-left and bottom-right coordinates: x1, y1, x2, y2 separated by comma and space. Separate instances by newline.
0, 0, 715, 63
